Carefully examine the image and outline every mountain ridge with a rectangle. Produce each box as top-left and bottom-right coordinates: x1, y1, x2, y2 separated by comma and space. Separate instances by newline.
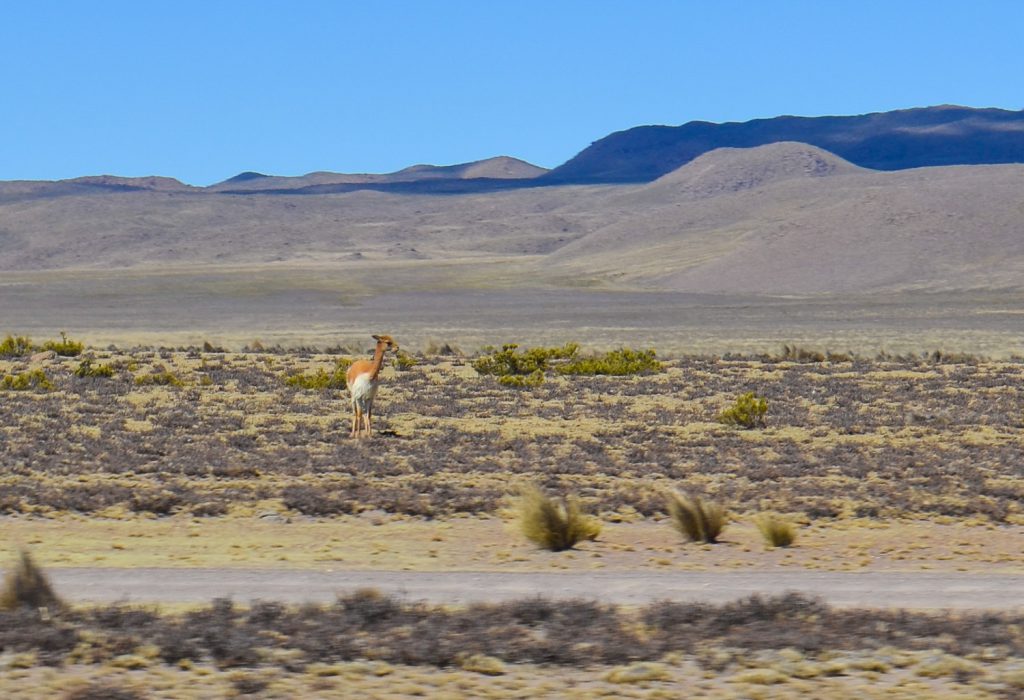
544, 105, 1024, 184
207, 156, 547, 193
7, 106, 1024, 194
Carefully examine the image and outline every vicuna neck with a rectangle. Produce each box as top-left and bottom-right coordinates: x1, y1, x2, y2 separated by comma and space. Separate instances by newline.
370, 342, 387, 380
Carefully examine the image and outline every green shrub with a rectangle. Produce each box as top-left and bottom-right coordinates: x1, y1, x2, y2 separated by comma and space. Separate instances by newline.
0, 550, 62, 611
393, 351, 418, 371
134, 370, 182, 387
516, 485, 601, 551
474, 343, 659, 383
74, 359, 115, 378
556, 348, 661, 376
472, 343, 579, 377
756, 513, 796, 548
667, 491, 726, 544
0, 334, 35, 358
716, 392, 768, 429
41, 331, 84, 357
1, 369, 53, 391
284, 362, 351, 390
498, 369, 545, 388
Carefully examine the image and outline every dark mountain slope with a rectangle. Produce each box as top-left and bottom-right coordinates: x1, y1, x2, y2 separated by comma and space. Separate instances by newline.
545, 105, 1024, 183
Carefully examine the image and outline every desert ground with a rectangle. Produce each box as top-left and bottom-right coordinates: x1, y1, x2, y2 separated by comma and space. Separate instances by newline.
4, 261, 1024, 357
3, 339, 1024, 697
6, 136, 1024, 698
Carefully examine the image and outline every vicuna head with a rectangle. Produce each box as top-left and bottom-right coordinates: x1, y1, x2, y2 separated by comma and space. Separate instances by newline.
372, 334, 399, 353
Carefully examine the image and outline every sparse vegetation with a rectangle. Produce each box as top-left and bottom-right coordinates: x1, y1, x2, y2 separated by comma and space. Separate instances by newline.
0, 550, 62, 611
516, 485, 601, 551
2, 591, 1024, 678
667, 492, 726, 544
134, 369, 183, 387
393, 350, 418, 371
780, 344, 827, 362
0, 334, 35, 358
716, 391, 768, 428
42, 331, 84, 357
285, 367, 346, 390
64, 683, 145, 700
74, 359, 115, 379
755, 513, 796, 548
423, 339, 462, 356
285, 358, 354, 389
474, 343, 659, 383
0, 350, 1022, 521
1, 369, 53, 391
497, 369, 544, 388
472, 342, 579, 377
556, 347, 662, 376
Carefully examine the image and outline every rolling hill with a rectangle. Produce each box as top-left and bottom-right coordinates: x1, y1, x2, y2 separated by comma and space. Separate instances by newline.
544, 143, 1024, 294
3, 141, 1024, 298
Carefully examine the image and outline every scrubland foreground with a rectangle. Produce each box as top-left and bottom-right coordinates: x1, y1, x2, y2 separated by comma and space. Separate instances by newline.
2, 343, 1024, 697
5, 590, 1024, 699
3, 345, 1023, 522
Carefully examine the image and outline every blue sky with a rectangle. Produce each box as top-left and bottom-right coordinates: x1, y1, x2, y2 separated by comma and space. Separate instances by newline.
3, 1, 1022, 185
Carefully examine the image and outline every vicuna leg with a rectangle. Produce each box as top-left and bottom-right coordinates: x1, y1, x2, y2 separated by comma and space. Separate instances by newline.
351, 404, 362, 438
363, 404, 373, 437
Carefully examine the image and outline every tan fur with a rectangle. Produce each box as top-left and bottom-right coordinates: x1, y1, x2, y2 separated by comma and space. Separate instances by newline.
346, 334, 398, 438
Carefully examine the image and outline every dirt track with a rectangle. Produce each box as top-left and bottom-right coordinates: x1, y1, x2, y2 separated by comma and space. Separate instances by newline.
33, 568, 1024, 610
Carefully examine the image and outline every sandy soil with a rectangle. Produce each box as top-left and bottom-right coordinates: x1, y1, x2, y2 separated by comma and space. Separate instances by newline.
4, 266, 1024, 355
5, 515, 1022, 573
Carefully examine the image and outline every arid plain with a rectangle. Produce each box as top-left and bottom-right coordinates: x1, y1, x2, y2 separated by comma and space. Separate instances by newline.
3, 140, 1024, 697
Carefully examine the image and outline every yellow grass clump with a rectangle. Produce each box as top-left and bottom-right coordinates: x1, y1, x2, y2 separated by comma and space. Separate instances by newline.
667, 491, 726, 544
755, 513, 797, 548
516, 485, 601, 551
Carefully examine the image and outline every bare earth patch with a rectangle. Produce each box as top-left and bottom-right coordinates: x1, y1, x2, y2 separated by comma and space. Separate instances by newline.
3, 515, 1024, 575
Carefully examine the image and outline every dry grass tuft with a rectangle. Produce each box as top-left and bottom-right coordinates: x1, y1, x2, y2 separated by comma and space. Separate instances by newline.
755, 513, 797, 548
0, 549, 62, 611
516, 485, 601, 551
667, 491, 726, 544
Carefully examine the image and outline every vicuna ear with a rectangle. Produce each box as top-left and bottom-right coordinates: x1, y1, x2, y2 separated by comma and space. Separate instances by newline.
372, 335, 381, 341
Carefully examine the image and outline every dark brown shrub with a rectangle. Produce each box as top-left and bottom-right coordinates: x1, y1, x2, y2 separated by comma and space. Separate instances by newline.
0, 550, 62, 611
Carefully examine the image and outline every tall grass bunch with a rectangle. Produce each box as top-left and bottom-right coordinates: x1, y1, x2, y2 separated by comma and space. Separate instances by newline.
667, 491, 726, 544
755, 513, 796, 548
516, 485, 601, 551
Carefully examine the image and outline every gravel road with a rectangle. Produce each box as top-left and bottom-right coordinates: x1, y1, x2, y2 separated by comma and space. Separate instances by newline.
24, 568, 1024, 610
